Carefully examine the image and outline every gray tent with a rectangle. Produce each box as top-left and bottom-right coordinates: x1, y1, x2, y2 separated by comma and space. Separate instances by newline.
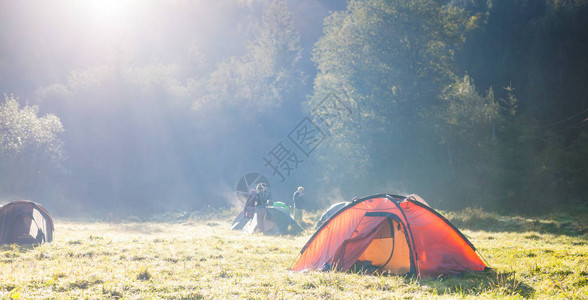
232, 206, 302, 235
315, 202, 350, 229
0, 200, 54, 245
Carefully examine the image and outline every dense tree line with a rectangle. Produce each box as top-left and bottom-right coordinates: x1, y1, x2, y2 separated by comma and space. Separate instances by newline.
1, 0, 310, 215
0, 0, 587, 216
459, 0, 588, 212
0, 95, 64, 202
307, 0, 588, 213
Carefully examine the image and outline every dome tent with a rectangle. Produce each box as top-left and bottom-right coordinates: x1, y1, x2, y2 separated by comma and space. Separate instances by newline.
315, 201, 349, 229
292, 194, 487, 277
0, 200, 54, 245
232, 205, 303, 235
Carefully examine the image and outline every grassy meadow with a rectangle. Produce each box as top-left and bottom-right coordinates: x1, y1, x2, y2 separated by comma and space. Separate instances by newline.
1, 208, 587, 299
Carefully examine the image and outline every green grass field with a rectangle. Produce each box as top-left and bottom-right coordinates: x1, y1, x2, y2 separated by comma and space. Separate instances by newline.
1, 208, 587, 299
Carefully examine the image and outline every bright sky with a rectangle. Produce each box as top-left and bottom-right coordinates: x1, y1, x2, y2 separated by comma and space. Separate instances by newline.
73, 0, 142, 40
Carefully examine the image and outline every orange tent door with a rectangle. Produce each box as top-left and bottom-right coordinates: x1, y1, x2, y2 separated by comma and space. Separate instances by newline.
356, 217, 412, 274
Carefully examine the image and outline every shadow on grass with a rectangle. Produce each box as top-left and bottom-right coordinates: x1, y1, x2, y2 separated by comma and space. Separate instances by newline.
443, 207, 588, 238
348, 267, 535, 298
0, 243, 36, 253
415, 269, 535, 298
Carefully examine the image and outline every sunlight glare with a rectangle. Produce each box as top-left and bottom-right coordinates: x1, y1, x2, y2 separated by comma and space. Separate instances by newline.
67, 0, 148, 57
78, 0, 142, 37
86, 0, 131, 23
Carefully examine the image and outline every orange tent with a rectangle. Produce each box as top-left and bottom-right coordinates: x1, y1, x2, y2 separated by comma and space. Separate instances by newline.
292, 194, 487, 277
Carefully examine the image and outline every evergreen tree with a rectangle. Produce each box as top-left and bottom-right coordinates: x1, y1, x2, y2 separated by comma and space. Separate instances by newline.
308, 0, 468, 199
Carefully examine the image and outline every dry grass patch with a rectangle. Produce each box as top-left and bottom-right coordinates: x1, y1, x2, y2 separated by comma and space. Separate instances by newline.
0, 211, 586, 299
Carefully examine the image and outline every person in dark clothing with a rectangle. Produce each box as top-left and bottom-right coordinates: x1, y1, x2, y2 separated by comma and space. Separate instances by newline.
243, 188, 258, 219
244, 183, 270, 208
256, 183, 271, 206
293, 186, 305, 223
253, 183, 269, 230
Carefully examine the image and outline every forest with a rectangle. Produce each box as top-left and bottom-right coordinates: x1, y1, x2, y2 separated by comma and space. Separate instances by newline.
1, 0, 587, 217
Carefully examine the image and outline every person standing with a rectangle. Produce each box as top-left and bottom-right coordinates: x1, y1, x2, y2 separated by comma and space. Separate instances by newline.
243, 187, 258, 219
253, 183, 269, 226
257, 183, 271, 206
293, 186, 305, 223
